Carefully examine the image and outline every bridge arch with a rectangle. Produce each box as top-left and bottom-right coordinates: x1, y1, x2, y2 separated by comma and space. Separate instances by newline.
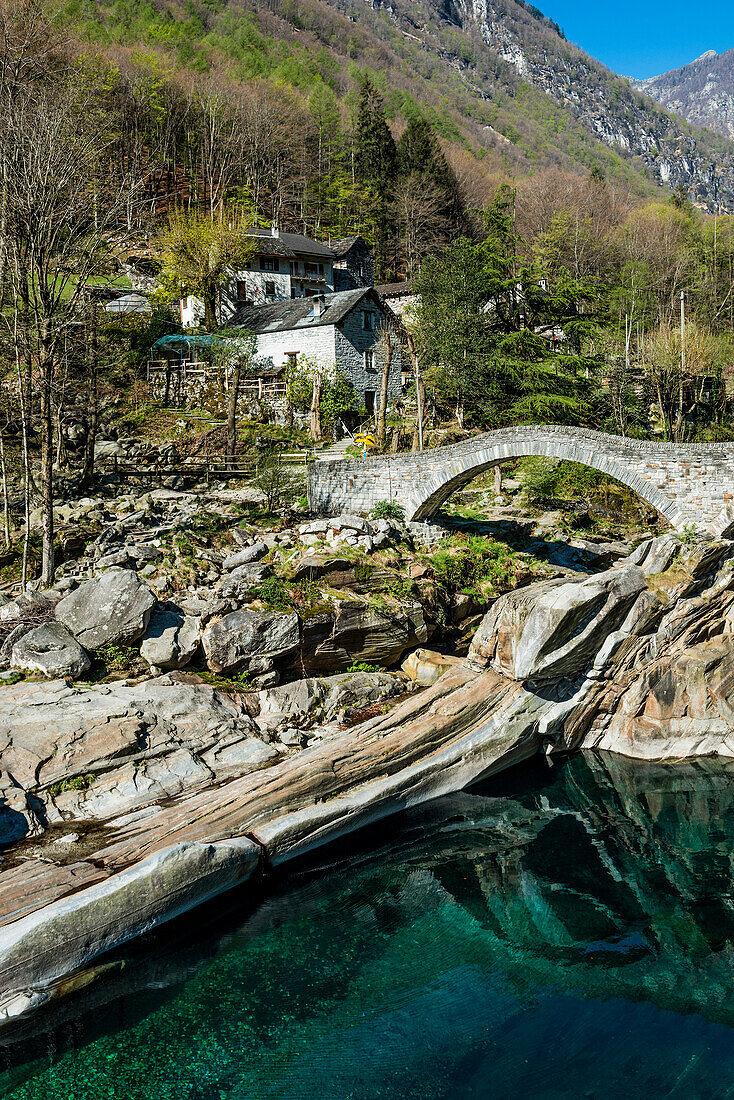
405, 437, 683, 529
308, 426, 734, 536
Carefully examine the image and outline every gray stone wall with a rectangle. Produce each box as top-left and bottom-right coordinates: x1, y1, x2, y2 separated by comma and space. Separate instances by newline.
308, 425, 734, 536
335, 310, 402, 406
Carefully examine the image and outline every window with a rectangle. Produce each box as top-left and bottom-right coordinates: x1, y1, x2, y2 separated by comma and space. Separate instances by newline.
305, 261, 318, 277
259, 256, 277, 272
237, 280, 249, 302
364, 350, 375, 371
364, 390, 376, 416
285, 352, 298, 370
265, 280, 275, 296
362, 311, 375, 332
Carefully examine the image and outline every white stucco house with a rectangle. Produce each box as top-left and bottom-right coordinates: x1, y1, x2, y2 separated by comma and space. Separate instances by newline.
180, 228, 375, 329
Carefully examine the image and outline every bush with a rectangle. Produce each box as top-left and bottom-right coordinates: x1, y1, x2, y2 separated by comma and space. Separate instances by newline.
253, 451, 303, 512
429, 535, 531, 596
371, 500, 405, 522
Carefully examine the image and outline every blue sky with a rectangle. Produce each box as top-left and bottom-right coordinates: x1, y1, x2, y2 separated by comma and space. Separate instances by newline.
540, 0, 734, 78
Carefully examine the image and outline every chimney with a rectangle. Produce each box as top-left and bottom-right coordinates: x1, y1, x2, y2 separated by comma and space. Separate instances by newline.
312, 293, 326, 320
271, 225, 280, 238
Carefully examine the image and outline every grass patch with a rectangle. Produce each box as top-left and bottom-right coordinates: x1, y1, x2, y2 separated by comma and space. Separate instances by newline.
46, 773, 96, 798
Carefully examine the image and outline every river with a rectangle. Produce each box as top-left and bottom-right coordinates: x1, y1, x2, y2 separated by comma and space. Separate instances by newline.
3, 751, 734, 1099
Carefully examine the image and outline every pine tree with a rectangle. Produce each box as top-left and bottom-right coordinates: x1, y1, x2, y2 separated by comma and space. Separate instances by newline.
397, 115, 448, 186
353, 76, 397, 190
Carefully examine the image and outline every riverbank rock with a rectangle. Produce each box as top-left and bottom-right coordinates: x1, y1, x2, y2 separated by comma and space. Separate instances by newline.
469, 564, 646, 682
55, 568, 156, 650
202, 609, 300, 674
0, 678, 278, 829
10, 623, 90, 680
402, 648, 461, 687
140, 605, 201, 670
290, 602, 428, 674
255, 670, 405, 732
581, 637, 734, 759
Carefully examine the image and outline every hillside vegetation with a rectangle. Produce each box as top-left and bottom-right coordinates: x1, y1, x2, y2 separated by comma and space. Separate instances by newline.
60, 0, 734, 210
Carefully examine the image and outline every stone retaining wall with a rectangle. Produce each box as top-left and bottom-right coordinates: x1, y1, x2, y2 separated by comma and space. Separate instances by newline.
307, 425, 734, 535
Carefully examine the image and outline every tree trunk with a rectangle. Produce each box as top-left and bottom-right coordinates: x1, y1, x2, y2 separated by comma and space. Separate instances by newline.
0, 430, 10, 549
412, 375, 426, 453
80, 308, 98, 489
310, 371, 322, 443
376, 331, 392, 450
226, 361, 242, 467
494, 465, 503, 497
40, 331, 55, 587
204, 281, 217, 332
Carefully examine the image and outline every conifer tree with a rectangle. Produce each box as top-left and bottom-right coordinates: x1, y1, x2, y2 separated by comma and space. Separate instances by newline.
353, 76, 397, 190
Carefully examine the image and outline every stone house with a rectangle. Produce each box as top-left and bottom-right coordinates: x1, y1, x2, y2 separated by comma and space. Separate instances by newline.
181, 228, 375, 328
228, 287, 403, 414
331, 236, 374, 291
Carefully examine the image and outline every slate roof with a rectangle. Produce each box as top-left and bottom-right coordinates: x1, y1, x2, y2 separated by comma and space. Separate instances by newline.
249, 228, 335, 259
228, 288, 375, 334
329, 236, 367, 258
375, 281, 415, 298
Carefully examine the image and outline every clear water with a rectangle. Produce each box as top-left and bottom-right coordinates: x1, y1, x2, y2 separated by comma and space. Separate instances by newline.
4, 751, 734, 1099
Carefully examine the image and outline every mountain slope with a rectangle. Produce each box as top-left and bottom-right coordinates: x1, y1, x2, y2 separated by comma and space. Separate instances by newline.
73, 0, 734, 209
632, 49, 734, 143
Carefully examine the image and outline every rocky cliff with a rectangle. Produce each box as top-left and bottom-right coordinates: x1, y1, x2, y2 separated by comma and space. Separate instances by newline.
632, 49, 734, 143
318, 0, 734, 208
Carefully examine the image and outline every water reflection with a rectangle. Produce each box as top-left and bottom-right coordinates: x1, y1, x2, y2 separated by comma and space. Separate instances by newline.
4, 752, 734, 1098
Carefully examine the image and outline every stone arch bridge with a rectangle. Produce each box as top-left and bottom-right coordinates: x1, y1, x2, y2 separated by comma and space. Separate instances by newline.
307, 426, 734, 536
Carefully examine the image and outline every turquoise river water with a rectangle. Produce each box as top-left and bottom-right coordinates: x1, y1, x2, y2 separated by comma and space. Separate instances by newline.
3, 751, 734, 1099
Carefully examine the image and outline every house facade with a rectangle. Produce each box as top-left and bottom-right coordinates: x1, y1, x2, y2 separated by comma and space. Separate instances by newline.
228, 287, 403, 414
181, 229, 375, 328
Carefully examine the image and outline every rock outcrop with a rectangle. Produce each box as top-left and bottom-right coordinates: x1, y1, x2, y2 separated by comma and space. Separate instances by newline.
468, 564, 646, 682
202, 608, 300, 675
9, 622, 90, 679
3, 533, 734, 1022
55, 568, 156, 651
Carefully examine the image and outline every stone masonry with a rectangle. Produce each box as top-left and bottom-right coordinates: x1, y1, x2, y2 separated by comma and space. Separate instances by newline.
307, 425, 734, 536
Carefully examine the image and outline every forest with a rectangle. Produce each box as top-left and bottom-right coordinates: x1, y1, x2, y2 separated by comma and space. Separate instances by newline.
1, 0, 734, 589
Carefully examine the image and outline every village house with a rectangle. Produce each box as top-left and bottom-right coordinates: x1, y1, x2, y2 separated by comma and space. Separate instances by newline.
228, 287, 403, 415
180, 228, 375, 328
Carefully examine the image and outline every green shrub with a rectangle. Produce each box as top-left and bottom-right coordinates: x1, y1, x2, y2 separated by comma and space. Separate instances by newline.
95, 643, 138, 672
346, 660, 383, 673
47, 773, 96, 798
371, 500, 405, 522
519, 457, 603, 502
429, 535, 530, 596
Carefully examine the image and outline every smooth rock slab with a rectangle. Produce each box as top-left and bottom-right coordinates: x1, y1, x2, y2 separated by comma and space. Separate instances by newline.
223, 542, 268, 570
10, 622, 90, 680
55, 568, 156, 651
469, 564, 646, 682
0, 838, 261, 1019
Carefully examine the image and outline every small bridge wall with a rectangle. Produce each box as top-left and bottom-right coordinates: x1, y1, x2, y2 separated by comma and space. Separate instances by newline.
307, 426, 734, 537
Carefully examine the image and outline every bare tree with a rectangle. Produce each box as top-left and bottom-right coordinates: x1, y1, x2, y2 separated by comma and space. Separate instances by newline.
2, 81, 142, 585
393, 175, 451, 278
